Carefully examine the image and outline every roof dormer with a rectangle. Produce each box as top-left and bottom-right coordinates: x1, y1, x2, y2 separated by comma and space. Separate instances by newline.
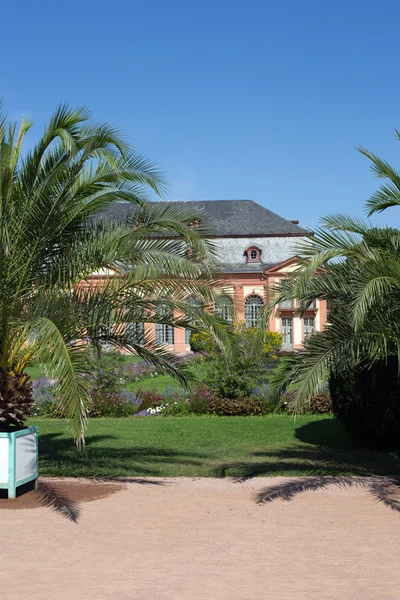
244, 246, 261, 263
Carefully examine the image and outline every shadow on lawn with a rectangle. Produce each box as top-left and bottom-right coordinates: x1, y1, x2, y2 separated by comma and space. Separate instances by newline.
215, 418, 400, 480
38, 432, 209, 478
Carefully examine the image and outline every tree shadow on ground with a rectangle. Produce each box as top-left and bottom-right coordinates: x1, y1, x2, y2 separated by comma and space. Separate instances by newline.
294, 418, 359, 449
38, 432, 210, 478
215, 419, 400, 480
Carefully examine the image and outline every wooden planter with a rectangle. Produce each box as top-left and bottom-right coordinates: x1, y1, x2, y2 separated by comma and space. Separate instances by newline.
0, 427, 38, 499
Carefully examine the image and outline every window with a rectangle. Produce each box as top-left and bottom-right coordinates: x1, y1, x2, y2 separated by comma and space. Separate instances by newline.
185, 297, 203, 344
125, 322, 144, 345
279, 279, 293, 308
279, 299, 293, 309
244, 295, 264, 328
282, 317, 293, 348
214, 295, 234, 324
155, 302, 174, 345
303, 317, 315, 341
305, 301, 317, 309
245, 246, 261, 263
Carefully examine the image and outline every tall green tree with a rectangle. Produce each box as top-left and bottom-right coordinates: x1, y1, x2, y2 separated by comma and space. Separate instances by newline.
257, 135, 400, 511
269, 137, 400, 411
0, 104, 229, 444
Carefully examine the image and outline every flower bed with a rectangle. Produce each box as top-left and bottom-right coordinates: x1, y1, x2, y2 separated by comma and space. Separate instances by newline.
30, 351, 332, 419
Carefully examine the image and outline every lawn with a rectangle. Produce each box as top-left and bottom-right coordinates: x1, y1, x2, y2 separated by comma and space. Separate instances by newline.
126, 373, 179, 393
29, 415, 400, 478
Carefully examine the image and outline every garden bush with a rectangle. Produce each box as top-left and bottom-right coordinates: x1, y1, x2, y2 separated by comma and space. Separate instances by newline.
31, 377, 60, 417
88, 390, 141, 418
188, 386, 216, 414
160, 400, 192, 416
189, 330, 217, 355
92, 351, 126, 397
31, 364, 143, 418
200, 325, 282, 399
252, 383, 280, 412
137, 390, 165, 410
307, 392, 332, 414
278, 390, 333, 415
208, 396, 267, 416
329, 358, 400, 450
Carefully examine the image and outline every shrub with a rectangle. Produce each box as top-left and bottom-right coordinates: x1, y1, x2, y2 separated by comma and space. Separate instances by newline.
161, 400, 192, 416
189, 330, 217, 355
93, 351, 126, 397
252, 384, 280, 413
280, 389, 332, 415
188, 386, 216, 414
32, 377, 61, 417
208, 396, 267, 416
137, 390, 165, 410
163, 386, 187, 402
201, 325, 282, 399
274, 399, 289, 414
88, 390, 141, 418
329, 358, 400, 450
307, 392, 332, 414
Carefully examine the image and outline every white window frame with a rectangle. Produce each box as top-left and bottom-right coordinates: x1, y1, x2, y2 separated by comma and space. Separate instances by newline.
185, 297, 203, 344
214, 295, 234, 325
155, 303, 174, 345
282, 317, 293, 348
244, 295, 264, 328
303, 317, 315, 341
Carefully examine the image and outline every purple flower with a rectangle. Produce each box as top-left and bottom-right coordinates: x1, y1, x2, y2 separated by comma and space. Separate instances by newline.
120, 390, 141, 406
136, 409, 150, 417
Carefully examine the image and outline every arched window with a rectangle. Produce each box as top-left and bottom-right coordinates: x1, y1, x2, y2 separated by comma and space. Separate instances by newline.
185, 297, 203, 344
244, 295, 264, 328
155, 302, 174, 345
214, 295, 234, 324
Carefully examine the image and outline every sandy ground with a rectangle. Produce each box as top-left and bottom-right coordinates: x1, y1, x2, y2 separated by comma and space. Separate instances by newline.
0, 477, 399, 600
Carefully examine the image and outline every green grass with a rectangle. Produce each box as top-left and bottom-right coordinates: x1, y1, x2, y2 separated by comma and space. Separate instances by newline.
26, 355, 144, 383
126, 374, 178, 393
26, 365, 46, 380
126, 360, 204, 393
28, 415, 400, 478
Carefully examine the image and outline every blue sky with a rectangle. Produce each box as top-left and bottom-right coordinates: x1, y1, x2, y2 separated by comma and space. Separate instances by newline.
2, 0, 400, 229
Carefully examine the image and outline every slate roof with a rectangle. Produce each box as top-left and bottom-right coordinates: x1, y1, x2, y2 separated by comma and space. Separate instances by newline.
220, 262, 276, 274
99, 199, 309, 236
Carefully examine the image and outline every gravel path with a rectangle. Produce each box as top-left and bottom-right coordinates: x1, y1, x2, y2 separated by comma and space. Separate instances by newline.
1, 476, 399, 600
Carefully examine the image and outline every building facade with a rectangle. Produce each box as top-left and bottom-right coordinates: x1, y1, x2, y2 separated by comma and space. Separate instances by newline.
98, 199, 327, 353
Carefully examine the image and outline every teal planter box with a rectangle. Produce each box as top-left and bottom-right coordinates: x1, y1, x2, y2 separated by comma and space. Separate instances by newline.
0, 427, 38, 499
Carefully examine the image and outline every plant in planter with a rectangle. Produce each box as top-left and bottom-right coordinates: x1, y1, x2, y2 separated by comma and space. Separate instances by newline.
0, 104, 230, 501
0, 371, 38, 499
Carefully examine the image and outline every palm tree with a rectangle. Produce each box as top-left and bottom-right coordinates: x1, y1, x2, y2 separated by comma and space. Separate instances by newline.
0, 104, 229, 446
267, 217, 400, 412
258, 134, 400, 510
269, 154, 400, 412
